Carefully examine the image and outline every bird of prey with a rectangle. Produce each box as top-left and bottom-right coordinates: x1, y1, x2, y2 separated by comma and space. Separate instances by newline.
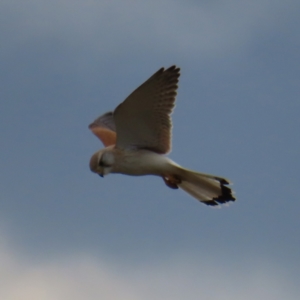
89, 66, 235, 206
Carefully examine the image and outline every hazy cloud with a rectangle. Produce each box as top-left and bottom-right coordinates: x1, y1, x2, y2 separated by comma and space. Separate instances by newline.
0, 232, 298, 300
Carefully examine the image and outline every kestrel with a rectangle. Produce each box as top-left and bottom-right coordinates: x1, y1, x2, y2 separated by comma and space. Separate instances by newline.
89, 66, 235, 206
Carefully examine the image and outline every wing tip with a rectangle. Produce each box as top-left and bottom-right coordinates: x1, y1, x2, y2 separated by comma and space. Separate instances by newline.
157, 65, 180, 75
166, 65, 180, 75
88, 122, 96, 129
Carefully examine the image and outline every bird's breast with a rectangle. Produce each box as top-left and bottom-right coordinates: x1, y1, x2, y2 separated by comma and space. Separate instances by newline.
111, 149, 173, 176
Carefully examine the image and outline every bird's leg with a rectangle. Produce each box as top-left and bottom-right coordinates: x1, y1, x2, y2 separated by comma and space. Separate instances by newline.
163, 175, 182, 189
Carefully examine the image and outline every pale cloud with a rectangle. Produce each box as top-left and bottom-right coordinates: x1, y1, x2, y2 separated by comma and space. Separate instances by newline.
0, 233, 297, 300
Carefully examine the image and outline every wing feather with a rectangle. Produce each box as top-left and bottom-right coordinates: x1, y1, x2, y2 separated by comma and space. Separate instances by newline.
88, 112, 117, 147
113, 66, 180, 154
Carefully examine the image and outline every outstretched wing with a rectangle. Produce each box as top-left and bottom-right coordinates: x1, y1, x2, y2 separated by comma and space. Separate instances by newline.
88, 112, 117, 147
114, 66, 180, 154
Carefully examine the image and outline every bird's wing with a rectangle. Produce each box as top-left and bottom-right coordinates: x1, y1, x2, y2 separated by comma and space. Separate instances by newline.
113, 65, 180, 154
88, 112, 117, 147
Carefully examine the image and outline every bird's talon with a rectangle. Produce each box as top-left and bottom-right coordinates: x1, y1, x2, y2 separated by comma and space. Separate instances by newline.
163, 175, 181, 189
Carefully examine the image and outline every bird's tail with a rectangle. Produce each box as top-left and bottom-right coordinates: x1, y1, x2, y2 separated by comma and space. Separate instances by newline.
171, 166, 236, 206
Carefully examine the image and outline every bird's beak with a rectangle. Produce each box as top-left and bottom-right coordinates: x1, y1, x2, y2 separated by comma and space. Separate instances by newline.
98, 173, 104, 178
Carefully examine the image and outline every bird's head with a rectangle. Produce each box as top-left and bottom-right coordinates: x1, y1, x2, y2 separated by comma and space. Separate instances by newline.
89, 148, 115, 177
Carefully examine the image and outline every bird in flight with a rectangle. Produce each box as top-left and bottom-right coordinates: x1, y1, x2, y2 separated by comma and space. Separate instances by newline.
89, 66, 235, 206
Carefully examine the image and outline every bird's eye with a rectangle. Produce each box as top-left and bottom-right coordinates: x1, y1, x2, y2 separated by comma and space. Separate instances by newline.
99, 160, 109, 167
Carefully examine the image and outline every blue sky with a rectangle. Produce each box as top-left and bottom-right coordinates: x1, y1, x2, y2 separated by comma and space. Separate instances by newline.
1, 0, 300, 298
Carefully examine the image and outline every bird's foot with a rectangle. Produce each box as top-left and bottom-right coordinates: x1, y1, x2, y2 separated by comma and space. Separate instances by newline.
163, 175, 182, 189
